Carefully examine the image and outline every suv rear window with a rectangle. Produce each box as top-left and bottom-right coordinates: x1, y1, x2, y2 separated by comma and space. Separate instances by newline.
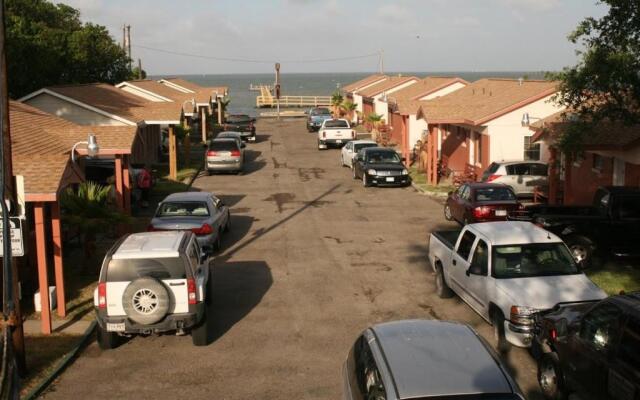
107, 257, 187, 281
209, 140, 238, 151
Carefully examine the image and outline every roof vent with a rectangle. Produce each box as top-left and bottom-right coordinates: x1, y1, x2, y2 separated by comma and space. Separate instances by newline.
518, 77, 524, 86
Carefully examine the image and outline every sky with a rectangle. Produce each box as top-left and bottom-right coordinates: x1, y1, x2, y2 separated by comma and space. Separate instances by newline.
59, 0, 607, 75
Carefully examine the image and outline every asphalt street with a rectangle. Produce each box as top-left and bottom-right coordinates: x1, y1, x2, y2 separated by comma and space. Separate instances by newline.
43, 118, 543, 399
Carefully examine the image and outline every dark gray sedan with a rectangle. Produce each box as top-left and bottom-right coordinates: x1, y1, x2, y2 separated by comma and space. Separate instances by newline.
148, 192, 230, 253
343, 320, 524, 400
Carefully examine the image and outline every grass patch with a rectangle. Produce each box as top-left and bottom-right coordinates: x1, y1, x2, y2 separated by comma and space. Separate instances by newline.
586, 261, 640, 295
408, 167, 455, 194
21, 333, 83, 397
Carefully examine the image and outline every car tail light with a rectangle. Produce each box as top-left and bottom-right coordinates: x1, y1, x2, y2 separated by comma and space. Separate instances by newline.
206, 150, 217, 156
98, 282, 107, 309
486, 174, 502, 182
191, 223, 213, 236
230, 149, 241, 157
473, 206, 492, 218
187, 278, 197, 304
549, 327, 558, 341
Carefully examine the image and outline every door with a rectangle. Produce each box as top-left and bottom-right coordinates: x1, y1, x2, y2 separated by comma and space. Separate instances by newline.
451, 185, 469, 222
450, 230, 476, 296
613, 158, 626, 186
567, 301, 624, 400
462, 239, 489, 314
209, 197, 224, 233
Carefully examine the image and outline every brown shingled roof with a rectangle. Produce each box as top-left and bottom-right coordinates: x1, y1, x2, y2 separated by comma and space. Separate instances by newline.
358, 76, 420, 98
418, 79, 559, 125
390, 77, 468, 115
342, 74, 388, 93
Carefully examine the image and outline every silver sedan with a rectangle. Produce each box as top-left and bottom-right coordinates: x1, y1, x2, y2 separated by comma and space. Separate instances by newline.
149, 191, 230, 254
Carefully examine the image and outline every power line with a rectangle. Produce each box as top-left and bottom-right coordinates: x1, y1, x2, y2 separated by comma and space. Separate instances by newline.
132, 44, 380, 64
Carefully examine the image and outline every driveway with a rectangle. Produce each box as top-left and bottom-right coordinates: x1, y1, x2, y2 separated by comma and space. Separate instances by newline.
43, 118, 543, 399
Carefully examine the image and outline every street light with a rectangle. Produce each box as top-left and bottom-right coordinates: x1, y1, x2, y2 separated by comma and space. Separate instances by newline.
71, 133, 99, 162
521, 112, 542, 127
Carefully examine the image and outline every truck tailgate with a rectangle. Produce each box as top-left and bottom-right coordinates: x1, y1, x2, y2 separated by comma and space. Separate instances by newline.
428, 230, 460, 271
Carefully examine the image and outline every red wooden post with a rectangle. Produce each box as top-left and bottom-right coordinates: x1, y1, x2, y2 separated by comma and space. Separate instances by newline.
123, 155, 131, 215
114, 155, 124, 212
201, 107, 207, 143
34, 202, 52, 334
548, 147, 558, 205
51, 202, 66, 318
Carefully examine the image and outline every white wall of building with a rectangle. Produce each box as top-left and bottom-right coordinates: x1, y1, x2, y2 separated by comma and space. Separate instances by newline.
25, 93, 127, 126
372, 80, 418, 123
408, 114, 428, 150
485, 94, 563, 163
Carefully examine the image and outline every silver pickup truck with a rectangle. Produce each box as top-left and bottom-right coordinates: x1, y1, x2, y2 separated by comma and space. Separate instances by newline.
428, 221, 606, 351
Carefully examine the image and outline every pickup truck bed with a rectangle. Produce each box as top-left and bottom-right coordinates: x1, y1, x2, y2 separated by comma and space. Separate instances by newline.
431, 230, 461, 251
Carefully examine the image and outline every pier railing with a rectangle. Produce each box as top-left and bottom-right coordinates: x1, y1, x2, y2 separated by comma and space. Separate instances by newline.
256, 95, 332, 108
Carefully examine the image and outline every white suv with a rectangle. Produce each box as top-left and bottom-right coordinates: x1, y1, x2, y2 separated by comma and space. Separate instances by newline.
94, 231, 210, 349
481, 161, 548, 197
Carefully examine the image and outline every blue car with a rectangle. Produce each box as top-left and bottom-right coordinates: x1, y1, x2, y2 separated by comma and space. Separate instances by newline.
306, 107, 332, 132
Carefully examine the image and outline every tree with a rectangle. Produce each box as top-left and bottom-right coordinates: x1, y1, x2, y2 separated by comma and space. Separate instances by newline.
340, 100, 357, 122
330, 91, 343, 117
552, 0, 640, 150
365, 113, 383, 141
6, 0, 133, 98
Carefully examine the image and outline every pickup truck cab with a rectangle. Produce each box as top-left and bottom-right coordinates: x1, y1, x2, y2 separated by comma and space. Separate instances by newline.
532, 292, 640, 400
317, 119, 356, 150
527, 186, 640, 266
428, 221, 606, 351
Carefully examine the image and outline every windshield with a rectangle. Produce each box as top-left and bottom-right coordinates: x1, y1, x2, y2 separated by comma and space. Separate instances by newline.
366, 151, 401, 164
227, 115, 251, 123
475, 187, 516, 202
311, 108, 331, 116
157, 201, 210, 217
354, 143, 377, 152
324, 120, 349, 128
492, 243, 579, 278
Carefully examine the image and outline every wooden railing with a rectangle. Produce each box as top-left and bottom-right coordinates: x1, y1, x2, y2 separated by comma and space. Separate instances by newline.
256, 95, 332, 108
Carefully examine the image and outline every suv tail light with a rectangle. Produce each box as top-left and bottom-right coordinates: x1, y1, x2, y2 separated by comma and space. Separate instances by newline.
191, 223, 213, 236
230, 149, 241, 157
473, 206, 492, 218
486, 174, 502, 182
98, 282, 107, 309
187, 278, 197, 304
206, 150, 217, 156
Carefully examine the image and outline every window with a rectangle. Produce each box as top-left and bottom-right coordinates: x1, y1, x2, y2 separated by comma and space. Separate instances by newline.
616, 195, 640, 219
324, 119, 349, 128
529, 163, 549, 176
457, 231, 476, 260
474, 187, 516, 202
593, 154, 604, 171
580, 302, 623, 350
187, 243, 200, 274
524, 136, 541, 161
107, 257, 186, 281
617, 318, 640, 370
470, 240, 489, 275
157, 202, 210, 217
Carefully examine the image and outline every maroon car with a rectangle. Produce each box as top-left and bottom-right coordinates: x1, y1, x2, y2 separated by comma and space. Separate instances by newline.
444, 183, 521, 224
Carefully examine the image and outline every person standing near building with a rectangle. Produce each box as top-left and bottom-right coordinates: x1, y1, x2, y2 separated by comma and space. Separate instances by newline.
137, 165, 152, 208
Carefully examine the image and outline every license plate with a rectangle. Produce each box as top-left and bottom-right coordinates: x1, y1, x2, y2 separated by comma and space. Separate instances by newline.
106, 322, 125, 332
336, 140, 342, 144
495, 209, 507, 216
386, 177, 394, 182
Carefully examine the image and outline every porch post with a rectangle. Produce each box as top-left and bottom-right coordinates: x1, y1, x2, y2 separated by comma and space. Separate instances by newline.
401, 116, 409, 162
123, 155, 131, 215
201, 107, 207, 143
51, 202, 66, 318
548, 147, 558, 204
34, 202, 52, 334
114, 155, 124, 211
169, 125, 177, 180
564, 152, 573, 205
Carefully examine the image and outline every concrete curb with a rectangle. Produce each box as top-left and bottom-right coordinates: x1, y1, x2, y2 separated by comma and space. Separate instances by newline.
411, 182, 448, 198
23, 321, 97, 400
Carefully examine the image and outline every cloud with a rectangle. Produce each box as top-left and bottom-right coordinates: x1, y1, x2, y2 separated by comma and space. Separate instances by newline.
377, 3, 411, 23
499, 0, 560, 12
453, 16, 481, 27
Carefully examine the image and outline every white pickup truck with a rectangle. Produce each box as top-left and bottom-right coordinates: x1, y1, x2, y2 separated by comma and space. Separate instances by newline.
428, 221, 606, 351
317, 118, 356, 150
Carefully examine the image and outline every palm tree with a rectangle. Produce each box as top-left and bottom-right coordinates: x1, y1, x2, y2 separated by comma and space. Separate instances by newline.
340, 100, 357, 123
218, 96, 231, 124
365, 113, 384, 141
330, 91, 344, 117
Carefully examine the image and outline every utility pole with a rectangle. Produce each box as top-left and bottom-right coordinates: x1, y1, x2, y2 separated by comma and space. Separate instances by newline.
137, 58, 142, 79
126, 25, 132, 71
379, 49, 384, 75
275, 63, 281, 121
122, 24, 126, 51
0, 0, 26, 394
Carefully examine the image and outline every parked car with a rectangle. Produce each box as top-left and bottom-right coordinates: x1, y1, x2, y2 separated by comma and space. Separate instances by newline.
532, 292, 640, 400
223, 114, 256, 142
481, 161, 548, 197
352, 147, 410, 187
306, 107, 333, 132
148, 192, 230, 253
206, 138, 244, 174
343, 319, 524, 400
444, 183, 521, 225
94, 231, 210, 349
216, 131, 246, 150
340, 140, 377, 168
428, 221, 607, 351
523, 186, 640, 267
317, 119, 356, 149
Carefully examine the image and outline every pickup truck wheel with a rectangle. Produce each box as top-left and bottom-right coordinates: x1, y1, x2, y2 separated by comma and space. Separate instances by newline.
491, 311, 511, 354
97, 324, 119, 350
122, 278, 170, 325
538, 352, 567, 400
435, 265, 454, 298
565, 235, 593, 268
444, 204, 453, 221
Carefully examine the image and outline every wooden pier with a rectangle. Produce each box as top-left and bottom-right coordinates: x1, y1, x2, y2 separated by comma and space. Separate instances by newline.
249, 83, 272, 91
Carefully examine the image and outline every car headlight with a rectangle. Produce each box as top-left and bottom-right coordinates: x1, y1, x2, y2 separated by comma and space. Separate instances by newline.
402, 168, 408, 175
367, 169, 377, 175
510, 305, 538, 326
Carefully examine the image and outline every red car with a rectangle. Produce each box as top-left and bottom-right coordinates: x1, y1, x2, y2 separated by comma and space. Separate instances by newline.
444, 183, 520, 224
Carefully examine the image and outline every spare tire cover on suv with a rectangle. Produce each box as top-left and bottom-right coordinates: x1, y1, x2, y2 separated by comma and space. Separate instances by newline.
122, 278, 170, 325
